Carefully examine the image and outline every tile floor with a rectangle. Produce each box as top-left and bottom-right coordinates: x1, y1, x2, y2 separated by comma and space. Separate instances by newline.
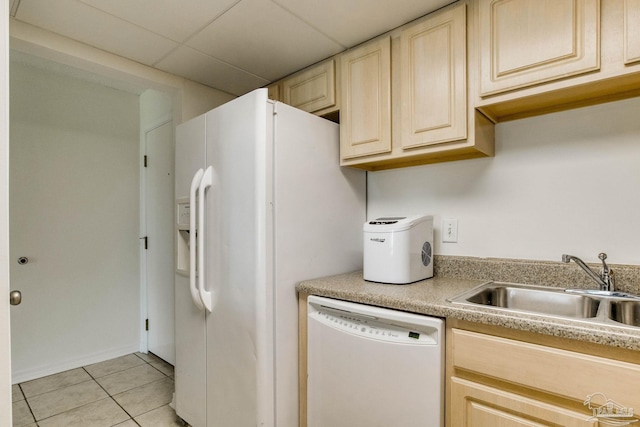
12, 352, 184, 427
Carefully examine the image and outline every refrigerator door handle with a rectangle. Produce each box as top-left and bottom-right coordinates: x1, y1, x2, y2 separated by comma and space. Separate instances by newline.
197, 165, 214, 313
189, 168, 205, 310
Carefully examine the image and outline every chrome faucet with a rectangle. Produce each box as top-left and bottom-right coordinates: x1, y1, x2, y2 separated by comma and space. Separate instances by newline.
562, 252, 615, 292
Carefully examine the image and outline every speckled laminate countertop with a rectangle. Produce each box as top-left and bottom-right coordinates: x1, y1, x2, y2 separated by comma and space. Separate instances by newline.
296, 270, 640, 351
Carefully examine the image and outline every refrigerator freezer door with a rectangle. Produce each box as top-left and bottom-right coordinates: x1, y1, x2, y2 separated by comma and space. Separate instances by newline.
204, 89, 268, 426
175, 114, 207, 427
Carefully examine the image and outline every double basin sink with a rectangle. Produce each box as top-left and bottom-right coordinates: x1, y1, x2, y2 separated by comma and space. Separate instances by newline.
448, 282, 640, 328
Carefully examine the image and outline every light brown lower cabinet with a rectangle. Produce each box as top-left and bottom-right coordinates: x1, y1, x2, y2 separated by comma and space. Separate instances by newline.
448, 325, 640, 427
450, 378, 599, 426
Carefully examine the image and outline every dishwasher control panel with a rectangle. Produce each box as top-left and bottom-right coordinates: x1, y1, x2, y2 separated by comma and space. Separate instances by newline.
312, 305, 439, 345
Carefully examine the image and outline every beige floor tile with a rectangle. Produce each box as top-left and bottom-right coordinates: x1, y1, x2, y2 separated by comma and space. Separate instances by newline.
85, 354, 146, 378
151, 359, 175, 377
37, 397, 130, 427
12, 399, 34, 426
27, 379, 108, 421
134, 352, 163, 363
113, 420, 139, 427
12, 384, 24, 402
112, 377, 174, 417
20, 368, 92, 398
135, 404, 184, 426
96, 363, 165, 395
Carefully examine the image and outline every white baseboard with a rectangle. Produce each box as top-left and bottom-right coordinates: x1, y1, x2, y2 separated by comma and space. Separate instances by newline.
12, 343, 140, 384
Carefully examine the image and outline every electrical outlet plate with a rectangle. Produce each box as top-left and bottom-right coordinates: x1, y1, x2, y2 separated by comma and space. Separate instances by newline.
442, 218, 458, 243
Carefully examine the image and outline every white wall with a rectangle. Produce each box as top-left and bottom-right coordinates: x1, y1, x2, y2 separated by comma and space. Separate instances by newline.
10, 60, 141, 382
140, 89, 173, 129
10, 18, 236, 125
368, 97, 640, 266
181, 79, 235, 122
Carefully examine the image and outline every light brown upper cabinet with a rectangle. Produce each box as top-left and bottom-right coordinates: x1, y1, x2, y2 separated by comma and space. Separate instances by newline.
340, 2, 494, 171
625, 0, 640, 64
267, 83, 280, 102
479, 0, 600, 97
340, 37, 392, 160
281, 58, 337, 115
400, 4, 467, 149
476, 0, 640, 122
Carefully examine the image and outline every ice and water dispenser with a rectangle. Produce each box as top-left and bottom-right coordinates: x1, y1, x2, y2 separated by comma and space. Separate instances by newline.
176, 198, 190, 276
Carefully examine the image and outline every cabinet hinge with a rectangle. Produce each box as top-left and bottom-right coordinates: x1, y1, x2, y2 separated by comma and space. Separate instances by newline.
145, 319, 149, 331
144, 155, 148, 167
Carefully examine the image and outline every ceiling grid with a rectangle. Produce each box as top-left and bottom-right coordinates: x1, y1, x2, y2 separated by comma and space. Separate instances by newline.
10, 0, 453, 95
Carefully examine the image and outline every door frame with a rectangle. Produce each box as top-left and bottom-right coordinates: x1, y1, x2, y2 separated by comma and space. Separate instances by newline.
1, 0, 12, 423
139, 114, 174, 355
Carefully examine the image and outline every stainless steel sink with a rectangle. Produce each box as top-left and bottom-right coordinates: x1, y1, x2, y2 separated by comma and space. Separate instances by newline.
450, 283, 601, 319
609, 300, 640, 327
464, 285, 600, 319
448, 282, 640, 329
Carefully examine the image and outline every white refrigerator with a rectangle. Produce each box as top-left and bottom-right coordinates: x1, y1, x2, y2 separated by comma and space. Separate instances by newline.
174, 89, 366, 427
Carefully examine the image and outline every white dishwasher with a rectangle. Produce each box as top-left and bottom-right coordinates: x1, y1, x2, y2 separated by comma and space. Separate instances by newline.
307, 295, 444, 427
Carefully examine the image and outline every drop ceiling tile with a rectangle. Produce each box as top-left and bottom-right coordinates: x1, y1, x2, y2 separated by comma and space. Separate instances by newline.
273, 0, 453, 46
78, 0, 241, 43
155, 45, 269, 96
14, 0, 178, 66
187, 0, 345, 81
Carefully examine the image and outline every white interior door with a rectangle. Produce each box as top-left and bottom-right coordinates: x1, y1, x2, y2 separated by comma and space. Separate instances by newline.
144, 120, 175, 364
1, 0, 11, 423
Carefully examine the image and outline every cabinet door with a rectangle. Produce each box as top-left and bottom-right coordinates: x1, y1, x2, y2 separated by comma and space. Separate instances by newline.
479, 0, 600, 96
625, 0, 640, 64
400, 3, 466, 150
282, 59, 336, 113
267, 83, 281, 102
452, 329, 640, 403
450, 377, 599, 426
340, 37, 391, 160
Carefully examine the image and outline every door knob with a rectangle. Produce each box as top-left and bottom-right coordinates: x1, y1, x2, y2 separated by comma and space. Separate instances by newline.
9, 290, 21, 305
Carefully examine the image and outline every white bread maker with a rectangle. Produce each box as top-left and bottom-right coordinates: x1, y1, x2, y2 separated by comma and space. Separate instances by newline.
363, 215, 434, 284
